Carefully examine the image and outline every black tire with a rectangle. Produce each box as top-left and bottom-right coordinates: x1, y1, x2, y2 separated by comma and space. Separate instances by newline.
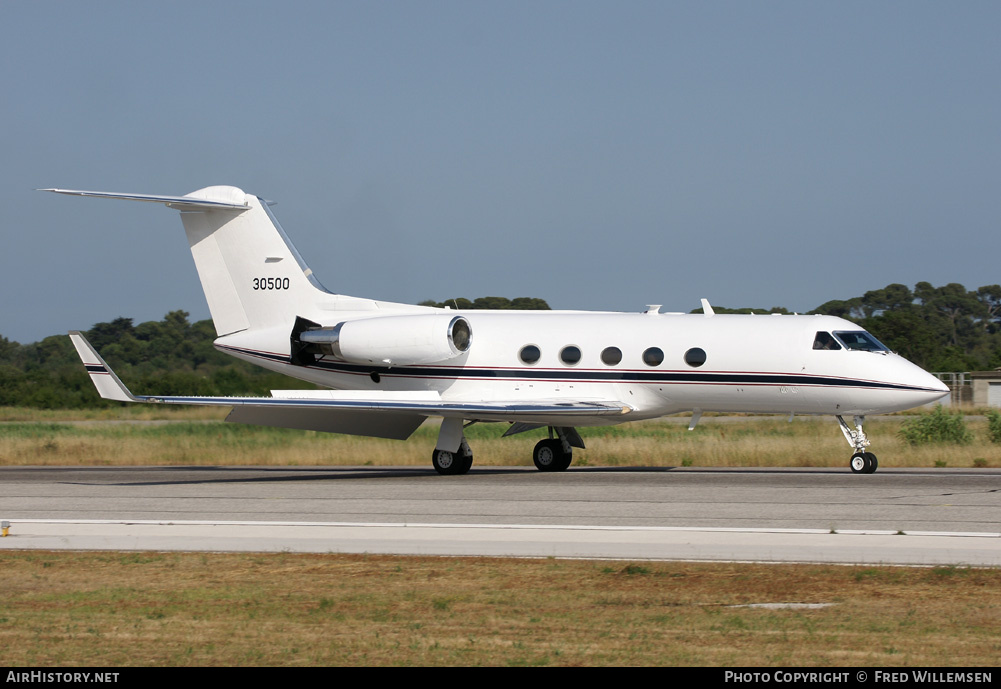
554, 447, 573, 471
864, 452, 878, 474
850, 452, 868, 474
432, 449, 459, 475
533, 439, 558, 471
533, 439, 571, 472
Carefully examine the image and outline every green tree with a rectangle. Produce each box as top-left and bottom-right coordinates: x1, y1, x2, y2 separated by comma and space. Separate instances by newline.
810, 298, 863, 320
690, 306, 790, 315
87, 317, 136, 351
814, 282, 1001, 371
419, 296, 550, 310
0, 335, 19, 362
976, 285, 1001, 334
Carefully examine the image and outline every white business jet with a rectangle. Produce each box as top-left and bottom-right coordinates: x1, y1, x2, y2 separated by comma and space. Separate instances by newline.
45, 186, 948, 475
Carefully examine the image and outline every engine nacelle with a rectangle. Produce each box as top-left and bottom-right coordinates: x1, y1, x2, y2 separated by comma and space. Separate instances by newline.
296, 314, 472, 366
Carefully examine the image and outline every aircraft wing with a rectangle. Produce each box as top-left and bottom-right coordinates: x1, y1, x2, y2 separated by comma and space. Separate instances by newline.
69, 332, 632, 440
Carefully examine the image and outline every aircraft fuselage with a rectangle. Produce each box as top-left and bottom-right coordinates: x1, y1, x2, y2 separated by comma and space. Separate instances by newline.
215, 310, 947, 426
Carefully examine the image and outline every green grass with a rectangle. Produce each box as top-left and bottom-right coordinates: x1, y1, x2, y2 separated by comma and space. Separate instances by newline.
3, 409, 1001, 468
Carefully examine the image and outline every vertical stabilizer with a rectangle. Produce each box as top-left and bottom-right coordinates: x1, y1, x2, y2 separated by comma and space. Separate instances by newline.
178, 189, 330, 335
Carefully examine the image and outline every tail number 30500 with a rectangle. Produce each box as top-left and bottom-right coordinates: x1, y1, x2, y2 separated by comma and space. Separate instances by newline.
253, 277, 290, 290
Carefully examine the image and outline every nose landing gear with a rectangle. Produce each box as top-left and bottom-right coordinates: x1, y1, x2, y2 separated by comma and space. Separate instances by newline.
838, 415, 878, 474
850, 451, 878, 474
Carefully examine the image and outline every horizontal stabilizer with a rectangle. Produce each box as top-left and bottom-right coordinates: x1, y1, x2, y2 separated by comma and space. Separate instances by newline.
40, 187, 249, 211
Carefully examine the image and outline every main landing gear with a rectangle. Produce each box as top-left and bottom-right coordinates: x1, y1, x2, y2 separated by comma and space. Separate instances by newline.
838, 415, 878, 474
431, 420, 583, 475
533, 437, 572, 472
431, 437, 474, 476
531, 427, 581, 472
431, 417, 474, 475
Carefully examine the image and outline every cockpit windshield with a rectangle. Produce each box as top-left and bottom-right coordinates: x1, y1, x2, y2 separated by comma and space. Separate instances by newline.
812, 332, 842, 350
833, 331, 889, 352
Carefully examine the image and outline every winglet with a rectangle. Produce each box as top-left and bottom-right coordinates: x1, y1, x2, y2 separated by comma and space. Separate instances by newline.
700, 298, 715, 317
68, 331, 137, 402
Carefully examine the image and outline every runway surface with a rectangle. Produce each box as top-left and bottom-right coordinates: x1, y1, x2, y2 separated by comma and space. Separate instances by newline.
2, 466, 999, 565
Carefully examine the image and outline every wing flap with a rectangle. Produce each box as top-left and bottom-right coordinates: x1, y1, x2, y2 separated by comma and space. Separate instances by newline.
225, 406, 426, 440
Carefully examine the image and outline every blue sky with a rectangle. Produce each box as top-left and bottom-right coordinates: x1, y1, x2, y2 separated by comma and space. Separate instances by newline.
2, 1, 998, 343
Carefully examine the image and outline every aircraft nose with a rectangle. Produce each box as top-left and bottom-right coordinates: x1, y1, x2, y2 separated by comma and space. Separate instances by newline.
870, 356, 952, 412
910, 366, 951, 405
927, 372, 951, 400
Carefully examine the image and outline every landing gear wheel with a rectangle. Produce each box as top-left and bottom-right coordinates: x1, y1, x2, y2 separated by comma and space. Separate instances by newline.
554, 447, 572, 471
432, 449, 456, 475
432, 448, 472, 475
839, 415, 877, 475
430, 449, 454, 475
533, 439, 572, 472
851, 452, 878, 474
533, 439, 559, 471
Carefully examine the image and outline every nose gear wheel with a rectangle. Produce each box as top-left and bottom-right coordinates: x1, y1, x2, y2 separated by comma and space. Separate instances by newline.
839, 416, 878, 474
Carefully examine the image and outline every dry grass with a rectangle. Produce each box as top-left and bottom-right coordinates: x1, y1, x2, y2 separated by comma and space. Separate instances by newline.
1, 551, 998, 666
2, 411, 1000, 468
0, 406, 228, 423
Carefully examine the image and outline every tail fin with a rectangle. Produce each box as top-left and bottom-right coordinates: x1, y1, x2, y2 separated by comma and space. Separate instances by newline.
178, 187, 333, 335
44, 186, 334, 336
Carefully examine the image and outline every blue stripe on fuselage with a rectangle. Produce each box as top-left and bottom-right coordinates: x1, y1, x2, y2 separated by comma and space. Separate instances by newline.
216, 345, 939, 393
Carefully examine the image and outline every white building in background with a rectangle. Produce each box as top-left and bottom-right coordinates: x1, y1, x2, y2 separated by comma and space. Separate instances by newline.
972, 371, 1001, 408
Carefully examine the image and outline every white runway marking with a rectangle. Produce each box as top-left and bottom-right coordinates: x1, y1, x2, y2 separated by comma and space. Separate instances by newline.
3, 519, 998, 566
